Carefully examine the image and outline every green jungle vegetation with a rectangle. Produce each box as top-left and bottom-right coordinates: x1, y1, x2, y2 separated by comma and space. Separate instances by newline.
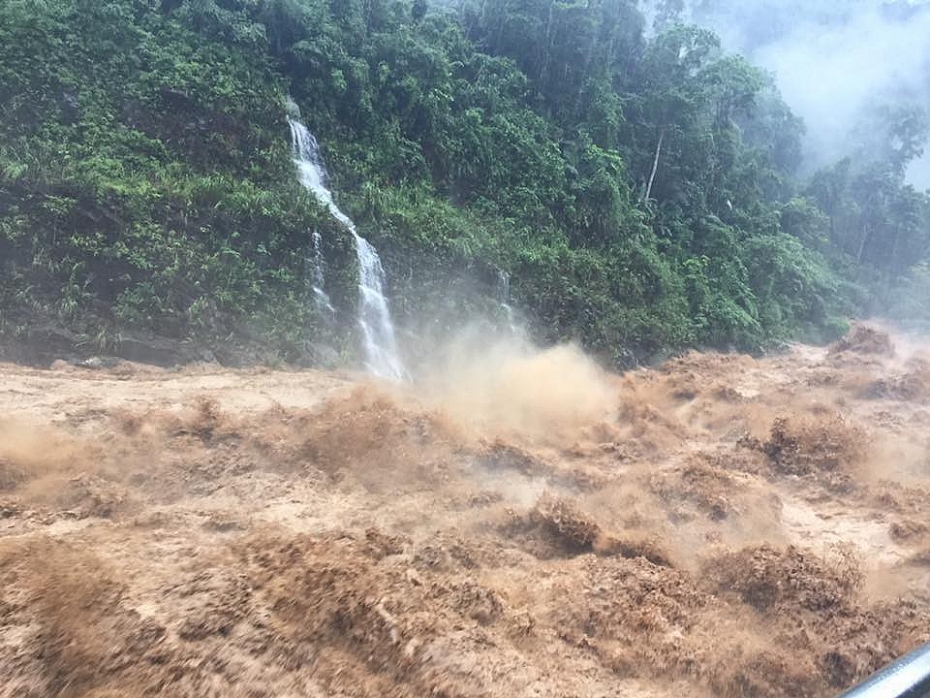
2, 0, 928, 366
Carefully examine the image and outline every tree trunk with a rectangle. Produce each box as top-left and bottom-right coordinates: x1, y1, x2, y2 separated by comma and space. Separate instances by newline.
539, 1, 555, 86
572, 20, 600, 117
644, 129, 665, 203
856, 224, 870, 263
890, 225, 901, 272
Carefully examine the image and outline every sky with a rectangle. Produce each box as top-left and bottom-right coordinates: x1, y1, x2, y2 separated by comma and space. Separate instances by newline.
656, 0, 930, 189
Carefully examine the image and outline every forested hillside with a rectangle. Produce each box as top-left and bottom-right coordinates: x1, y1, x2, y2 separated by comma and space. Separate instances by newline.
2, 0, 928, 367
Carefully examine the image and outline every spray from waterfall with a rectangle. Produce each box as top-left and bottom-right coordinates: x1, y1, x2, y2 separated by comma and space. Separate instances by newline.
287, 115, 406, 381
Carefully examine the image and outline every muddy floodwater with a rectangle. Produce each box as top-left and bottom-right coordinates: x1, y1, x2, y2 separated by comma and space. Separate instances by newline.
2, 325, 929, 697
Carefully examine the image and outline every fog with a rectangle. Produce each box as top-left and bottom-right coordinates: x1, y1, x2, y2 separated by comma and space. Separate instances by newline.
652, 0, 930, 189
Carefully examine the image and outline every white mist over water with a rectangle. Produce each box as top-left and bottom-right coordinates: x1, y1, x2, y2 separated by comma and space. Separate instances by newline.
287, 117, 406, 380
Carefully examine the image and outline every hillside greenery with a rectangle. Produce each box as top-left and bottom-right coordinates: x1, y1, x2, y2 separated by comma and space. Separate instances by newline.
1, 0, 928, 366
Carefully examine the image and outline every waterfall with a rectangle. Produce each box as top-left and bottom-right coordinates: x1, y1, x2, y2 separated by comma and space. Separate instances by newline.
288, 116, 406, 380
496, 269, 511, 305
308, 230, 335, 315
496, 269, 519, 335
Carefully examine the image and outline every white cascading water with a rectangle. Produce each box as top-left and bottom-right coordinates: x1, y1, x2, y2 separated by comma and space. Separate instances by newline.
288, 117, 406, 380
308, 230, 335, 315
496, 269, 520, 335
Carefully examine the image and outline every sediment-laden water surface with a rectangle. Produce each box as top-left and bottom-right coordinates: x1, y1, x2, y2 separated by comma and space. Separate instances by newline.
2, 326, 929, 697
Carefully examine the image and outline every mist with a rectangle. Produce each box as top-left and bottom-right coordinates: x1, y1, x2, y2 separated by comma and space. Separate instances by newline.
652, 0, 930, 189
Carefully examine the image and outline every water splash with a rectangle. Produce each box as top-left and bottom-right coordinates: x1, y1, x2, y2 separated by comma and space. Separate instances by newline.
288, 116, 405, 380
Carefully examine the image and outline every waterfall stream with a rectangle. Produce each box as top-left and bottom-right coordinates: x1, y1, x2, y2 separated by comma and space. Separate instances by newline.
288, 116, 405, 380
308, 230, 334, 315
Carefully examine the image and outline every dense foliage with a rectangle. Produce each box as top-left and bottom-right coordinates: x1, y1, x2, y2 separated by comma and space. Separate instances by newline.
1, 0, 928, 366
